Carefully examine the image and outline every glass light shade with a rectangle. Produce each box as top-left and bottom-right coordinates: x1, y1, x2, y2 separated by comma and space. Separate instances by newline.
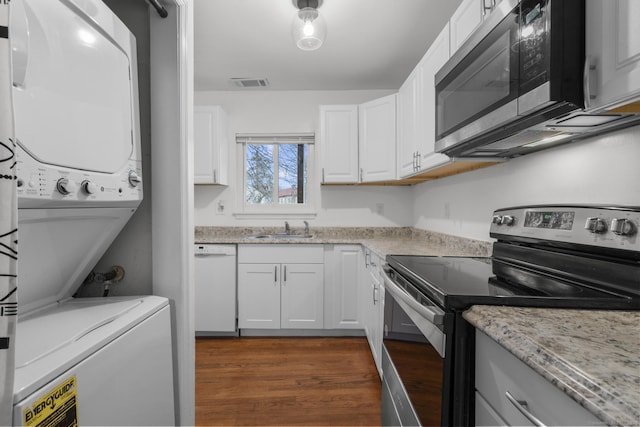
292, 7, 326, 51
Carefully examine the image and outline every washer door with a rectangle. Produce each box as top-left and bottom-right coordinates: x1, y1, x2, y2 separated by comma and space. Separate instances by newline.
11, 0, 136, 173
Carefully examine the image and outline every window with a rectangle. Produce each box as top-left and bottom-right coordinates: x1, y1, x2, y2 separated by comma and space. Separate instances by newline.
238, 134, 315, 214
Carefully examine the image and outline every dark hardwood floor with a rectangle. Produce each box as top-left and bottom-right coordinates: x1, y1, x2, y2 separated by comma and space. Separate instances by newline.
196, 336, 382, 426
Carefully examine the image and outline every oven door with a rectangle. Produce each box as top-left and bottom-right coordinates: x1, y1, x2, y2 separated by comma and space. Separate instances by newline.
381, 268, 449, 427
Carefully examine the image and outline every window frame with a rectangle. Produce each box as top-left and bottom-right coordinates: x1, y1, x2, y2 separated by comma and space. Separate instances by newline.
235, 133, 317, 218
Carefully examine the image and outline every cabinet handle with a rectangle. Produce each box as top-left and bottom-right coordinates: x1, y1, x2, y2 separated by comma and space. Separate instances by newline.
284, 265, 287, 283
505, 391, 546, 427
482, 0, 493, 15
274, 265, 278, 283
360, 168, 363, 182
583, 56, 597, 109
322, 168, 325, 184
213, 169, 217, 184
365, 250, 370, 267
416, 151, 420, 171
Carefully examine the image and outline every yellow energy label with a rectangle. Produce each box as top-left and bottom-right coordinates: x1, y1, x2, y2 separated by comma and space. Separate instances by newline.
23, 375, 78, 427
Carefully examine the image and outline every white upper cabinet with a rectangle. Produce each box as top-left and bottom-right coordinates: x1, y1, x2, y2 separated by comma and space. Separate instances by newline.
449, 0, 483, 54
416, 22, 452, 172
359, 94, 397, 183
585, 0, 640, 111
194, 105, 228, 185
319, 105, 359, 183
397, 22, 452, 179
397, 68, 419, 178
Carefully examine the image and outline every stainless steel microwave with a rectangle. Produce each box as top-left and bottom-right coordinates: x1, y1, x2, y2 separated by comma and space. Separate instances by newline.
434, 0, 639, 158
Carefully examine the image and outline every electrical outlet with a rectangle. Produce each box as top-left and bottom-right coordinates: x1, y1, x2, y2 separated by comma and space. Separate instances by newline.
216, 200, 225, 215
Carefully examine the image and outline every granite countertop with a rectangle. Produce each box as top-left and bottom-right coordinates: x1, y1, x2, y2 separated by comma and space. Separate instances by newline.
194, 226, 493, 258
464, 305, 640, 427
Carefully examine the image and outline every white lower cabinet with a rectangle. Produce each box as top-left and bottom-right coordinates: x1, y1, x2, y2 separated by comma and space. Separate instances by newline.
324, 245, 361, 329
475, 330, 604, 426
280, 263, 324, 328
360, 247, 384, 377
238, 245, 324, 330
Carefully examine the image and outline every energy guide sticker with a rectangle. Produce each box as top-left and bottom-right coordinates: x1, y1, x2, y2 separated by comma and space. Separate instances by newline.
23, 375, 78, 427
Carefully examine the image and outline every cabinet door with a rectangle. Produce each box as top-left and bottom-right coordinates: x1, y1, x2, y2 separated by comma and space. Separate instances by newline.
449, 0, 482, 55
325, 245, 361, 329
367, 269, 382, 373
397, 69, 419, 178
280, 263, 324, 329
359, 94, 397, 182
319, 105, 359, 183
194, 106, 228, 185
238, 263, 280, 329
586, 0, 640, 111
416, 23, 452, 172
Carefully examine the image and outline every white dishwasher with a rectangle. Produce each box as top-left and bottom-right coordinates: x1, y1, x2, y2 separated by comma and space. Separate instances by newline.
194, 244, 237, 334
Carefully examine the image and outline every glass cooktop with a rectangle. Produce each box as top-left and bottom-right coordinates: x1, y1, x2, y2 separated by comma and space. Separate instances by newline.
385, 255, 638, 311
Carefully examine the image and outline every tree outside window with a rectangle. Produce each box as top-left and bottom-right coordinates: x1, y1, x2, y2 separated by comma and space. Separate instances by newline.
245, 143, 309, 206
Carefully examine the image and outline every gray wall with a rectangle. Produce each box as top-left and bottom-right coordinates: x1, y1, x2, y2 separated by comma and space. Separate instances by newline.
78, 0, 153, 297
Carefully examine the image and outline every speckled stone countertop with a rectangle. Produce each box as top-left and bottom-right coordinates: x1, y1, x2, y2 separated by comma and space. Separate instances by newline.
464, 306, 640, 427
194, 226, 493, 258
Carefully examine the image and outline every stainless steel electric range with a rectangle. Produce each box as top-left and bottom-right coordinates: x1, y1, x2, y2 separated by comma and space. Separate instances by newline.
381, 205, 640, 427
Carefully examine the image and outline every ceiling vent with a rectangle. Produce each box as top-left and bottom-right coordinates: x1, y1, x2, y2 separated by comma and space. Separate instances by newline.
230, 78, 270, 88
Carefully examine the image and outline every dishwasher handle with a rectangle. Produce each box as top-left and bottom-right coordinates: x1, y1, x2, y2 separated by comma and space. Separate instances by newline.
381, 268, 444, 326
194, 245, 236, 256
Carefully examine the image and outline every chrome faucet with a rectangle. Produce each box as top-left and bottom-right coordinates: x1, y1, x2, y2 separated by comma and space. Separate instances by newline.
303, 221, 309, 236
284, 221, 290, 235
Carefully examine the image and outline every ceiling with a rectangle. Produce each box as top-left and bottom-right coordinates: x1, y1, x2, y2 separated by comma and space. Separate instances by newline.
194, 0, 462, 91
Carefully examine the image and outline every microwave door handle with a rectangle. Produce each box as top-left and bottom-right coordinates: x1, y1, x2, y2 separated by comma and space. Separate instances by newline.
381, 269, 444, 326
584, 56, 597, 109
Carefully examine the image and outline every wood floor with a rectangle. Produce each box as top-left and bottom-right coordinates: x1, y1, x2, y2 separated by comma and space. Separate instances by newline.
196, 337, 382, 426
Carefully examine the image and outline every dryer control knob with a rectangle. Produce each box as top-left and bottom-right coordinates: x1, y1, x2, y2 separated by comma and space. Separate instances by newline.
56, 178, 76, 195
492, 215, 503, 225
81, 180, 99, 195
128, 171, 141, 187
611, 218, 637, 236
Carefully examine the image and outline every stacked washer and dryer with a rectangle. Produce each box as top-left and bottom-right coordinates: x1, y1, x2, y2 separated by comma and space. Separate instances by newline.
10, 0, 175, 425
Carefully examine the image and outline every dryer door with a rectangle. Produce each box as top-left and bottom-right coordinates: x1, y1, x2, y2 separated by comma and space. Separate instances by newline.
10, 0, 138, 174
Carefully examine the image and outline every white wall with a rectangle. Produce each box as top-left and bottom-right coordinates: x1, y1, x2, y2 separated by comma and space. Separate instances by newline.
412, 126, 640, 241
194, 90, 413, 227
195, 91, 640, 237
88, 0, 153, 297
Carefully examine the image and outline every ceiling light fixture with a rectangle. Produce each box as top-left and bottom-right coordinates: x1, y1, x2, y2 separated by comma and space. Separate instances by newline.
292, 0, 326, 51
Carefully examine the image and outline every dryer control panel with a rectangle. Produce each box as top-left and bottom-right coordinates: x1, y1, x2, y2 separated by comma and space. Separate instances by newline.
16, 145, 143, 209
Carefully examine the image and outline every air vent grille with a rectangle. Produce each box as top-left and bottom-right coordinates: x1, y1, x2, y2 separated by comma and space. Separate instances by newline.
230, 78, 270, 88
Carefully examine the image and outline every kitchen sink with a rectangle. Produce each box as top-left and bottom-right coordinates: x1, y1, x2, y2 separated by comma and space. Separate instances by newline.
247, 233, 315, 240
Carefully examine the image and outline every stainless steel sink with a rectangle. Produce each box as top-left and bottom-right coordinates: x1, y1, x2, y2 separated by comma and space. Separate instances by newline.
247, 233, 314, 240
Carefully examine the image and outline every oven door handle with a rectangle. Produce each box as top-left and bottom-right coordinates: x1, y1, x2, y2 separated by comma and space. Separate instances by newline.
381, 269, 444, 326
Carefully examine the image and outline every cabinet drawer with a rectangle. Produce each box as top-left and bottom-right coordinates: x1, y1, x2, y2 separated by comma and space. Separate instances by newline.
475, 330, 604, 426
238, 244, 324, 264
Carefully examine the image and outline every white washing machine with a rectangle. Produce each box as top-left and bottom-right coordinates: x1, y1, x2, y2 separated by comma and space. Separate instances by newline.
10, 0, 175, 425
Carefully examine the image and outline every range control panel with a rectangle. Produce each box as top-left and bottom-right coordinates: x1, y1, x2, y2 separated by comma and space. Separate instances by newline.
16, 146, 143, 208
490, 206, 640, 251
